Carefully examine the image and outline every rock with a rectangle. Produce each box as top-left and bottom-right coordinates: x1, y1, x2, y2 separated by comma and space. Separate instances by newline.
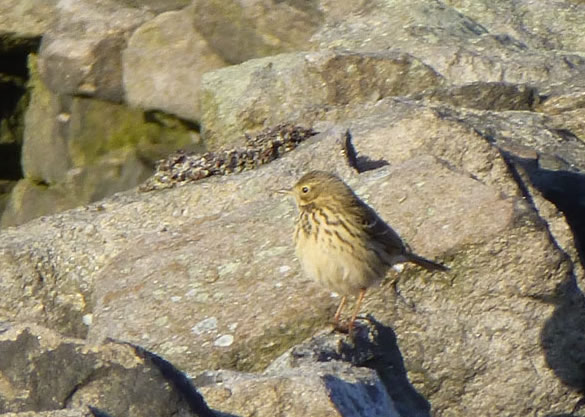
421, 82, 539, 111
442, 0, 585, 51
189, 0, 324, 64
0, 411, 88, 417
0, 0, 57, 39
260, 323, 428, 417
118, 0, 191, 13
0, 181, 16, 215
311, 0, 585, 87
123, 9, 227, 121
1, 149, 151, 229
1, 0, 585, 415
199, 328, 401, 417
21, 55, 71, 184
534, 74, 585, 143
84, 128, 356, 373
434, 105, 585, 278
0, 179, 84, 230
37, 0, 154, 101
200, 50, 444, 148
0, 323, 216, 417
5, 55, 197, 228
2, 94, 583, 415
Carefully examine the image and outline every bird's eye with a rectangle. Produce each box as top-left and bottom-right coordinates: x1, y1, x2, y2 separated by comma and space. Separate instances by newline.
301, 186, 310, 194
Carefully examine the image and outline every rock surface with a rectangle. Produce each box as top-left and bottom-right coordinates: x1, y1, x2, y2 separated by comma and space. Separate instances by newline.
1, 0, 585, 416
0, 0, 57, 38
1, 56, 198, 228
2, 104, 584, 415
123, 10, 226, 121
37, 0, 153, 102
0, 323, 215, 417
200, 50, 444, 148
189, 0, 325, 64
199, 326, 403, 417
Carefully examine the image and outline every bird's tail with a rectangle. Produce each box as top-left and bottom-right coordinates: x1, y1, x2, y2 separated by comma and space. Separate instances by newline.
406, 252, 449, 272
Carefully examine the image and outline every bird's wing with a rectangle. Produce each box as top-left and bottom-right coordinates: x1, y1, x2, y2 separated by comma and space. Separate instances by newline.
357, 203, 407, 255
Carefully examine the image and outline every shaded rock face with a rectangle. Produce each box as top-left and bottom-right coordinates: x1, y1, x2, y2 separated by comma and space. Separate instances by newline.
0, 323, 215, 417
0, 0, 585, 416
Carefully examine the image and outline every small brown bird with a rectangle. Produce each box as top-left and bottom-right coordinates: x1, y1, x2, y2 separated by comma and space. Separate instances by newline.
284, 170, 447, 332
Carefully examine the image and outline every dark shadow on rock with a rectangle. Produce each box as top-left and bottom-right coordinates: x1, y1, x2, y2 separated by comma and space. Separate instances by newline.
344, 316, 431, 417
356, 155, 391, 173
341, 129, 389, 173
501, 153, 585, 266
500, 153, 585, 415
288, 317, 430, 417
547, 414, 585, 417
528, 167, 585, 266
88, 405, 115, 417
323, 373, 398, 415
126, 342, 220, 417
500, 152, 585, 409
540, 277, 585, 415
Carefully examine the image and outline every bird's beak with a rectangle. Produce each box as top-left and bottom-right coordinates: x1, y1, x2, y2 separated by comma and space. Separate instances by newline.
276, 188, 293, 196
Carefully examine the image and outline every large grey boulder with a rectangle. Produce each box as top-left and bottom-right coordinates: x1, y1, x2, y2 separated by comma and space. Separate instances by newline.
123, 10, 227, 121
199, 327, 404, 417
200, 50, 445, 148
0, 323, 215, 417
190, 0, 325, 64
2, 95, 584, 415
0, 0, 57, 39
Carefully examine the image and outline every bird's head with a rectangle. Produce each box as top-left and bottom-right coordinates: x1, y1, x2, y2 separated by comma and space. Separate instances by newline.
284, 171, 353, 208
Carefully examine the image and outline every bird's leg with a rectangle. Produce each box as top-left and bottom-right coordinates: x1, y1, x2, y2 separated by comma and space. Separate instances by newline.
333, 296, 347, 324
348, 288, 367, 333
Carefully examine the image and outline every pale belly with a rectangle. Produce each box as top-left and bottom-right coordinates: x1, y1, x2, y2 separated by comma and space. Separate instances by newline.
295, 232, 390, 296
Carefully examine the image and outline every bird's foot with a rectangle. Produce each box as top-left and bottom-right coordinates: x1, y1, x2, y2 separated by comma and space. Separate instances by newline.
332, 319, 350, 334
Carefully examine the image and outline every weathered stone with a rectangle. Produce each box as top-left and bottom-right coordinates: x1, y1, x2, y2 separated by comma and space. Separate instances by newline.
189, 0, 324, 64
1, 0, 585, 415
0, 179, 83, 230
199, 362, 398, 417
443, 0, 585, 52
534, 75, 585, 143
0, 411, 87, 417
11, 55, 197, 227
421, 81, 539, 111
0, 181, 16, 214
200, 50, 444, 148
2, 94, 584, 417
261, 324, 428, 417
123, 10, 226, 121
22, 56, 71, 184
37, 0, 154, 101
0, 323, 215, 417
312, 0, 585, 87
0, 101, 581, 416
118, 0, 191, 13
0, 0, 57, 39
1, 149, 152, 229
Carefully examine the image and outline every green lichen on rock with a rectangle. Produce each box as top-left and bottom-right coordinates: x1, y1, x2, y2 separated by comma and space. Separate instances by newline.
6, 54, 202, 227
67, 99, 198, 168
27, 53, 199, 171
0, 74, 28, 145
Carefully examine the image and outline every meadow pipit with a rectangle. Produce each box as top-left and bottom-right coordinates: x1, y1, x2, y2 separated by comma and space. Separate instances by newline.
284, 171, 447, 332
